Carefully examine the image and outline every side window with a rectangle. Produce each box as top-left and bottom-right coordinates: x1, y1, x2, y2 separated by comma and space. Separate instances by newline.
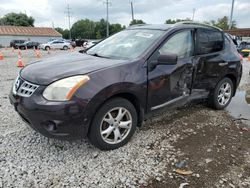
159, 30, 193, 59
196, 29, 223, 55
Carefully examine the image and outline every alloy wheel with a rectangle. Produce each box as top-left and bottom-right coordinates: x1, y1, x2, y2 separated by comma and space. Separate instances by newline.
100, 107, 132, 144
217, 82, 232, 106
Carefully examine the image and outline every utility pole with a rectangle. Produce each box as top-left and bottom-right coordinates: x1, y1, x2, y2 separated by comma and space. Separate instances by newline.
104, 0, 111, 37
131, 1, 134, 22
66, 3, 72, 39
192, 8, 196, 21
229, 0, 235, 29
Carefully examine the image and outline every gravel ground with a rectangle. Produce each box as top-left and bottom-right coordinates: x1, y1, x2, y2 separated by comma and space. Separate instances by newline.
0, 49, 250, 187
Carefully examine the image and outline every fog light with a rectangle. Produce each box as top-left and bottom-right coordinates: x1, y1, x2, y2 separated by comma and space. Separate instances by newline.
45, 121, 58, 132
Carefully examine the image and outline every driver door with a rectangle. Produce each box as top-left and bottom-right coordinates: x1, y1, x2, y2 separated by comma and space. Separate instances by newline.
147, 29, 194, 111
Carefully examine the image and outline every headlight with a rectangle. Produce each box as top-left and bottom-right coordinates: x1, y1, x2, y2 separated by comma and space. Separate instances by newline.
43, 75, 90, 101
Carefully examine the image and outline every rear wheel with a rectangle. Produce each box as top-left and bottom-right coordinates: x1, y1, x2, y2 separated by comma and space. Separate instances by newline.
88, 98, 137, 150
45, 46, 50, 51
63, 46, 68, 50
209, 77, 234, 110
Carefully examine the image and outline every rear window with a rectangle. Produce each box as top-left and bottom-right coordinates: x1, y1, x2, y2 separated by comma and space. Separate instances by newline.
196, 29, 224, 55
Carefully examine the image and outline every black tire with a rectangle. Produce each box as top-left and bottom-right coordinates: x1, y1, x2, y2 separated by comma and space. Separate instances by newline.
209, 77, 234, 110
88, 98, 138, 150
45, 46, 50, 51
63, 46, 68, 50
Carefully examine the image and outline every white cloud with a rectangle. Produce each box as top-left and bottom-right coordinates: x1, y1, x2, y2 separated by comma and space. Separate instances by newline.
0, 0, 249, 28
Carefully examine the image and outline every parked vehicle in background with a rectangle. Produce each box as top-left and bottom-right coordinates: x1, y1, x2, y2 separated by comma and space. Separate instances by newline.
85, 40, 99, 49
237, 41, 250, 57
15, 41, 40, 50
10, 39, 26, 48
39, 40, 71, 51
64, 40, 76, 48
75, 39, 88, 47
9, 23, 242, 150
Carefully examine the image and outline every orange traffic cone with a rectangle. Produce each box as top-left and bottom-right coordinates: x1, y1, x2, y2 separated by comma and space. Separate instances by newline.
0, 51, 4, 60
248, 53, 250, 61
16, 55, 24, 68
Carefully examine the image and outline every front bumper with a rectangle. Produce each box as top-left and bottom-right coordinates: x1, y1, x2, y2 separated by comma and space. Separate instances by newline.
9, 87, 90, 140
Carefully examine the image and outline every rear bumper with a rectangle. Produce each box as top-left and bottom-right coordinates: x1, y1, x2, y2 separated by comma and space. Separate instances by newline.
9, 89, 90, 140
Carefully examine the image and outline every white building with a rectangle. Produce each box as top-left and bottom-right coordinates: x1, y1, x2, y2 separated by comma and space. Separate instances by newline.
0, 26, 62, 47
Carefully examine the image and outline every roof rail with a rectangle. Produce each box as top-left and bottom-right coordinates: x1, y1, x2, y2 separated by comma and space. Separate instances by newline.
174, 21, 222, 31
127, 24, 147, 29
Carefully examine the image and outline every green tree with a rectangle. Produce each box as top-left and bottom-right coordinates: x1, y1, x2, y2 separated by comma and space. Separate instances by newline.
55, 27, 70, 39
96, 31, 102, 39
110, 23, 125, 35
0, 12, 34, 26
95, 19, 108, 38
209, 16, 237, 30
71, 19, 96, 39
165, 18, 191, 24
129, 19, 145, 26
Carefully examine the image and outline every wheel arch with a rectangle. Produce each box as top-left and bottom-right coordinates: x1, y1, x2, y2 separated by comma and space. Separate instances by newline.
224, 74, 237, 96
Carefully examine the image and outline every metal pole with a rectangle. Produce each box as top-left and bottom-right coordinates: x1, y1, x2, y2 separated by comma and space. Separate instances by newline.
229, 0, 235, 29
106, 0, 109, 37
67, 3, 72, 39
192, 8, 196, 21
131, 2, 134, 21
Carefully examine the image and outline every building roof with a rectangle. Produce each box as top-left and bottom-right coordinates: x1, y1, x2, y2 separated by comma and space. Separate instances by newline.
224, 28, 250, 37
0, 26, 62, 37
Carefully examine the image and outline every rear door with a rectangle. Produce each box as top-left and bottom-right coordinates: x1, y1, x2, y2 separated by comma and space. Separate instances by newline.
147, 29, 194, 111
192, 28, 226, 91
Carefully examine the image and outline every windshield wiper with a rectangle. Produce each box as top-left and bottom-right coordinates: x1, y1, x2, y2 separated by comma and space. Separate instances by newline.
88, 53, 110, 59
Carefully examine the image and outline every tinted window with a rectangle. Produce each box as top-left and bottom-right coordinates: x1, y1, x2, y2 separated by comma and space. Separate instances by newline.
196, 29, 223, 55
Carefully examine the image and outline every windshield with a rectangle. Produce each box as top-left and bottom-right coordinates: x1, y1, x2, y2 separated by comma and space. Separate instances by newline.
87, 29, 164, 60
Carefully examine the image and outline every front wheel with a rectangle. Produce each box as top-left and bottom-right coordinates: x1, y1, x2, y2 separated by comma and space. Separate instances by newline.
88, 98, 137, 150
63, 46, 68, 50
209, 78, 234, 110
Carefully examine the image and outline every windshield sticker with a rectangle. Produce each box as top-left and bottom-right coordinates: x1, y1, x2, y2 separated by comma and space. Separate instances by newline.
135, 32, 153, 38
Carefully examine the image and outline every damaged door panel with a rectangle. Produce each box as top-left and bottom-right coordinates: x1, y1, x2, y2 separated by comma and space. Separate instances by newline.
192, 28, 227, 91
147, 29, 194, 111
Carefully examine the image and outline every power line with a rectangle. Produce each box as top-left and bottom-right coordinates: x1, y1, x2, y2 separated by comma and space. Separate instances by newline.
229, 0, 235, 29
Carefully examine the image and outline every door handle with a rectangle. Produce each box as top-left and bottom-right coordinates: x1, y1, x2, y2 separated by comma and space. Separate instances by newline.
219, 62, 228, 66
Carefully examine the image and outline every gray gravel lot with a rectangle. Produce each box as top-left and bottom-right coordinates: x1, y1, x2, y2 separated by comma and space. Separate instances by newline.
0, 49, 250, 187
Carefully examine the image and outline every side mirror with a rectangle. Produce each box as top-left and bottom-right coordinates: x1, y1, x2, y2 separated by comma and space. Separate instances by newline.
157, 53, 178, 65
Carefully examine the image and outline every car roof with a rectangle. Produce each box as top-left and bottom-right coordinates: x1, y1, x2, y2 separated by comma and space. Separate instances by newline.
128, 22, 222, 32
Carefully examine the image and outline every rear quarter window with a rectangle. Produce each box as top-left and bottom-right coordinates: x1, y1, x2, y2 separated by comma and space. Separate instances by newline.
196, 29, 224, 55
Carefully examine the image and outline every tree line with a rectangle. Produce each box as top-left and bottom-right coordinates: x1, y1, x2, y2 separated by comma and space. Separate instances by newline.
0, 12, 237, 40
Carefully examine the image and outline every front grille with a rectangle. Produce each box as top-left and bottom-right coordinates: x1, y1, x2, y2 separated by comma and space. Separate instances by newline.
13, 76, 39, 97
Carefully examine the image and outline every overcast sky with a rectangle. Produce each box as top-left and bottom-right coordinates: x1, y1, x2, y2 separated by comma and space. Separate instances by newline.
0, 0, 249, 29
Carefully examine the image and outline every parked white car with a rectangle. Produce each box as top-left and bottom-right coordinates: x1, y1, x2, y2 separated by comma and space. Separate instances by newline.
85, 40, 99, 49
39, 40, 71, 51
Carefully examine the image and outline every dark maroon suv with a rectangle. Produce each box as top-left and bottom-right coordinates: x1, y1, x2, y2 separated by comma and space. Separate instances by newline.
9, 22, 242, 150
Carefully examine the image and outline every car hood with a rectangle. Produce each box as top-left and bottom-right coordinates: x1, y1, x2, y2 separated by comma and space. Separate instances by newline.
20, 52, 125, 85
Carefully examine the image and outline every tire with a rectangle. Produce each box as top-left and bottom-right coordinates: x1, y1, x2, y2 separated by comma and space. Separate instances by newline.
88, 98, 138, 150
45, 46, 50, 51
209, 77, 234, 110
63, 46, 68, 50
